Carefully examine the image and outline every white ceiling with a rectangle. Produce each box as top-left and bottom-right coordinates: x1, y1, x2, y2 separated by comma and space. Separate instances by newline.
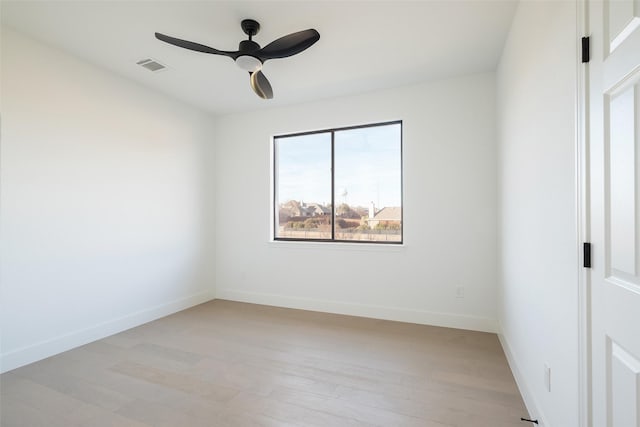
1, 1, 517, 116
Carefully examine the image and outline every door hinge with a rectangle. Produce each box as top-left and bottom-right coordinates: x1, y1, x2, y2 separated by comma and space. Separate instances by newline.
582, 37, 590, 63
583, 242, 592, 268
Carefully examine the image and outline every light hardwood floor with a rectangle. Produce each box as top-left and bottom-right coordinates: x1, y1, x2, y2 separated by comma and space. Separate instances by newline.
0, 300, 528, 426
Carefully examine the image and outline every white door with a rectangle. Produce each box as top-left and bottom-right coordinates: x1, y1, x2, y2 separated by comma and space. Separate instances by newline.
589, 0, 640, 426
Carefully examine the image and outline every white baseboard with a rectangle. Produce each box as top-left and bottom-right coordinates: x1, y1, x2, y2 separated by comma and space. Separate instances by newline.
0, 290, 214, 374
498, 328, 549, 426
216, 288, 498, 333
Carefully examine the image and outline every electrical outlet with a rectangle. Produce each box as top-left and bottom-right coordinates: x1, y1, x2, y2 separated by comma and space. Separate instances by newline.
544, 364, 551, 392
456, 286, 465, 299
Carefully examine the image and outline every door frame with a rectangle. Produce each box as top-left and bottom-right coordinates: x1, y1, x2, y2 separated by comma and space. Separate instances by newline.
576, 0, 591, 426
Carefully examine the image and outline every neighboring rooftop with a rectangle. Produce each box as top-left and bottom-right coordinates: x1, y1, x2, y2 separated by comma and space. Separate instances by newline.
372, 207, 402, 221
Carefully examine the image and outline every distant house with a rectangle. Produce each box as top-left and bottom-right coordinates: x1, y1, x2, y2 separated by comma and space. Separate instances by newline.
367, 207, 402, 228
306, 203, 331, 216
279, 200, 331, 223
279, 200, 306, 219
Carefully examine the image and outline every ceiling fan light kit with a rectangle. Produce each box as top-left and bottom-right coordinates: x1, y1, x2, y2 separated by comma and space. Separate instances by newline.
235, 55, 262, 72
155, 19, 320, 100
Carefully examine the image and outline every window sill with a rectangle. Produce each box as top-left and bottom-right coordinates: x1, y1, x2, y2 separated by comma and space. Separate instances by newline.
267, 239, 406, 253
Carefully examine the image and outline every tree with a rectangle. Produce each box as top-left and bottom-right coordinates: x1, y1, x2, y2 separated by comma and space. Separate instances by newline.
304, 218, 319, 229
336, 203, 359, 219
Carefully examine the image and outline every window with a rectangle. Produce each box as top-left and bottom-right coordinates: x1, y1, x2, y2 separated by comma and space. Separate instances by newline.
273, 121, 402, 243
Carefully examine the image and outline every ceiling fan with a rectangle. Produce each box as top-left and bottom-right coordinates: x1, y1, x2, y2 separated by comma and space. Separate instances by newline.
155, 19, 320, 100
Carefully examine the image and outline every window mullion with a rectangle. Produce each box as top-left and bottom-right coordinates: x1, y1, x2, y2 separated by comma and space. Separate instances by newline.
331, 130, 335, 241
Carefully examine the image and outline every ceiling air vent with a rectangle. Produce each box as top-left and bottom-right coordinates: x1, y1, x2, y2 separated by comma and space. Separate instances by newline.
136, 58, 166, 72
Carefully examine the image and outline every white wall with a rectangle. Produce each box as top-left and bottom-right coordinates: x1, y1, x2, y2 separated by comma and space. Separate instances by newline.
497, 2, 578, 426
0, 29, 216, 373
213, 73, 499, 332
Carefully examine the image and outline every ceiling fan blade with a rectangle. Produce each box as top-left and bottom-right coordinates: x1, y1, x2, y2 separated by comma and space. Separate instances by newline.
155, 32, 239, 59
255, 29, 320, 61
250, 70, 273, 99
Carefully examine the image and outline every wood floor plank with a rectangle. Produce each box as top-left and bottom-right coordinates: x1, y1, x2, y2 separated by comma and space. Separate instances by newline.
109, 360, 241, 402
1, 300, 529, 426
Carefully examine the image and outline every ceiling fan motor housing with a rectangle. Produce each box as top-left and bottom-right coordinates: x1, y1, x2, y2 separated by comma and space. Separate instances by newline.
236, 55, 262, 72
239, 40, 260, 53
235, 39, 262, 72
